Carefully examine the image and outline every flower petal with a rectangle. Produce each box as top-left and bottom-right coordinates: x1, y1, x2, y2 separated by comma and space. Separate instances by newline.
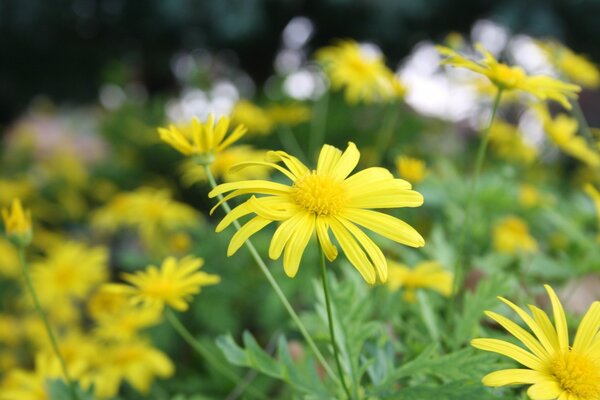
269, 213, 306, 260
282, 213, 315, 278
316, 217, 338, 261
317, 144, 343, 175
331, 142, 359, 180
526, 380, 563, 400
342, 208, 424, 247
485, 311, 550, 361
544, 285, 569, 352
329, 218, 376, 284
482, 369, 549, 387
471, 338, 546, 371
265, 151, 309, 178
573, 301, 600, 353
227, 216, 272, 256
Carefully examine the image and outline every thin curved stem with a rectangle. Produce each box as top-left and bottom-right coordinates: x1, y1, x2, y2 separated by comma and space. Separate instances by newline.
165, 309, 266, 399
18, 247, 80, 400
309, 92, 329, 157
203, 165, 339, 383
319, 251, 353, 399
448, 89, 503, 320
372, 103, 401, 164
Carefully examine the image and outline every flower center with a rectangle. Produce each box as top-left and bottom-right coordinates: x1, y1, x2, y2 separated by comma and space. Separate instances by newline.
291, 172, 347, 216
551, 351, 600, 399
144, 280, 176, 299
492, 64, 526, 89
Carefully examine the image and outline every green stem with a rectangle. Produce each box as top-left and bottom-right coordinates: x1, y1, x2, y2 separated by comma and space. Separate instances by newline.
203, 165, 339, 384
449, 88, 503, 316
309, 92, 329, 158
165, 309, 266, 399
18, 247, 80, 400
277, 125, 308, 164
373, 103, 400, 164
319, 251, 354, 400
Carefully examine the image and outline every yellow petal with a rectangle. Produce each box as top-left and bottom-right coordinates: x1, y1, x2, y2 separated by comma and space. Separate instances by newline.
229, 161, 296, 181
316, 144, 343, 175
342, 208, 424, 247
336, 217, 387, 282
526, 380, 563, 400
227, 216, 272, 256
482, 368, 549, 387
544, 285, 569, 351
573, 302, 600, 353
265, 151, 309, 178
282, 213, 315, 278
269, 213, 305, 260
348, 185, 424, 209
215, 202, 253, 232
316, 217, 338, 261
329, 218, 376, 284
331, 142, 359, 180
208, 180, 290, 198
485, 311, 550, 361
471, 338, 546, 371
529, 305, 560, 352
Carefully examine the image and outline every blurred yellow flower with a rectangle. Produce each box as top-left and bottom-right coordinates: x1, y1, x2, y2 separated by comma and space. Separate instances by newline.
266, 104, 311, 126
31, 241, 108, 308
168, 232, 192, 254
91, 187, 199, 245
488, 120, 538, 164
180, 146, 270, 185
395, 156, 427, 184
209, 142, 424, 284
106, 256, 220, 312
231, 100, 274, 135
2, 198, 32, 245
492, 216, 538, 255
536, 106, 600, 167
0, 238, 20, 278
519, 184, 549, 208
541, 41, 600, 88
157, 113, 247, 161
437, 44, 580, 109
1, 353, 59, 400
387, 260, 453, 302
316, 39, 404, 104
472, 285, 600, 400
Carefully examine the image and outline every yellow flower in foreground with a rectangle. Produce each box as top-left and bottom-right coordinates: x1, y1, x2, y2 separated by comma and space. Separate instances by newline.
472, 285, 600, 400
387, 260, 453, 302
316, 39, 404, 104
492, 216, 538, 255
2, 199, 32, 245
231, 100, 274, 136
180, 146, 269, 185
437, 44, 580, 109
395, 156, 427, 184
157, 113, 247, 161
541, 41, 600, 89
209, 142, 424, 284
107, 256, 220, 311
536, 106, 600, 167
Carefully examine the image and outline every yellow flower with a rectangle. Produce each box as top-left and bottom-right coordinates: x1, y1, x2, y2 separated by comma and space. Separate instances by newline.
395, 156, 427, 184
31, 241, 108, 304
437, 44, 581, 109
492, 216, 538, 255
85, 339, 174, 398
472, 285, 600, 400
0, 238, 20, 278
107, 256, 220, 311
1, 354, 59, 400
2, 199, 32, 245
231, 100, 274, 135
180, 146, 270, 185
266, 104, 311, 126
488, 120, 538, 164
209, 142, 424, 284
519, 184, 549, 208
386, 260, 453, 302
157, 113, 247, 162
541, 41, 600, 89
316, 39, 404, 104
536, 106, 600, 167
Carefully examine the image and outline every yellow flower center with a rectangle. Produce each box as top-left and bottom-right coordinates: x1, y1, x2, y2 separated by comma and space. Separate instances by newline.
291, 172, 347, 216
144, 280, 176, 299
551, 351, 600, 399
491, 64, 526, 89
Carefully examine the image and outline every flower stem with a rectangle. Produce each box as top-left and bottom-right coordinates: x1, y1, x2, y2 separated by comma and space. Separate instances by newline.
165, 309, 266, 399
372, 103, 400, 164
203, 165, 339, 384
277, 125, 308, 164
309, 92, 329, 158
18, 247, 80, 400
319, 251, 354, 399
449, 89, 503, 315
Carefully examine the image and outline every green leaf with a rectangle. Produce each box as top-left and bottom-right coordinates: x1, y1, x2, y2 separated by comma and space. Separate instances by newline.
47, 380, 94, 400
384, 380, 501, 400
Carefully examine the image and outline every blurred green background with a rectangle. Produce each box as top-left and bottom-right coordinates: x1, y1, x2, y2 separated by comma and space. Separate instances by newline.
2, 0, 599, 125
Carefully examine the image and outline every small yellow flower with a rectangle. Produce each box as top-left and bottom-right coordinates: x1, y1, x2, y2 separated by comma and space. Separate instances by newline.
395, 156, 427, 184
488, 120, 537, 164
316, 39, 404, 104
180, 146, 270, 185
231, 100, 274, 136
2, 199, 32, 245
107, 256, 220, 312
437, 43, 581, 109
492, 216, 538, 255
536, 106, 600, 167
387, 260, 453, 302
472, 285, 600, 400
157, 113, 247, 162
519, 184, 548, 209
540, 41, 600, 89
209, 142, 424, 284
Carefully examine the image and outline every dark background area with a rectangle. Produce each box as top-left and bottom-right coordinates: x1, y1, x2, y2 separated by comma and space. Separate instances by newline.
1, 0, 599, 125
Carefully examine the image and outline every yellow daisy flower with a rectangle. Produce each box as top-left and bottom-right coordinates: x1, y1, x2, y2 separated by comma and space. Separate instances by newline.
492, 216, 538, 255
2, 198, 32, 245
209, 142, 424, 284
107, 256, 220, 312
386, 260, 453, 302
395, 156, 427, 184
540, 41, 600, 89
472, 285, 600, 400
157, 113, 247, 162
316, 39, 404, 104
436, 44, 581, 109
